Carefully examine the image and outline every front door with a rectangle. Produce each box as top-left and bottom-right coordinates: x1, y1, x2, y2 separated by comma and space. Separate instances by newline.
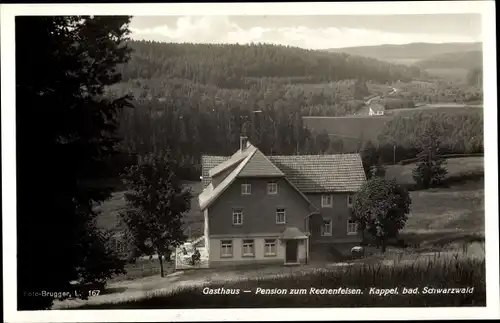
285, 240, 298, 263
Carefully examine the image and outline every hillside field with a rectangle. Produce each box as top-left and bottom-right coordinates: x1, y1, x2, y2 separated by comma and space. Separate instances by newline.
387, 104, 483, 116
424, 67, 471, 83
302, 115, 391, 144
385, 157, 484, 245
303, 105, 483, 151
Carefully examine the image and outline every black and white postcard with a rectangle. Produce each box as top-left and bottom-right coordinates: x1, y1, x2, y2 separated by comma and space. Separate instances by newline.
2, 1, 498, 322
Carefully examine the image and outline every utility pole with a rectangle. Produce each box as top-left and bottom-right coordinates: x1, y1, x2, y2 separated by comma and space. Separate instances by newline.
393, 144, 396, 165
252, 110, 262, 146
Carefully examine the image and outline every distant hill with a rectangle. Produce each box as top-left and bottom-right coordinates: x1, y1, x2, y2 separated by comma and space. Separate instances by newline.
325, 42, 482, 64
415, 50, 483, 70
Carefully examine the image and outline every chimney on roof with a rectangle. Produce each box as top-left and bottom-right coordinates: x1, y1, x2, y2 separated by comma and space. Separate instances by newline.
240, 136, 248, 151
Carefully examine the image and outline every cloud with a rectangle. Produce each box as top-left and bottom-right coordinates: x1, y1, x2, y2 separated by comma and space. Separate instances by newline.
130, 16, 480, 49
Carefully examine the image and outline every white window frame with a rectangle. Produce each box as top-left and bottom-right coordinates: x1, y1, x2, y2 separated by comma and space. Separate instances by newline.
321, 195, 333, 208
276, 208, 286, 224
347, 194, 354, 207
220, 240, 233, 258
241, 183, 252, 195
242, 239, 255, 257
232, 209, 243, 225
264, 239, 277, 256
347, 219, 358, 235
267, 181, 278, 195
321, 219, 332, 236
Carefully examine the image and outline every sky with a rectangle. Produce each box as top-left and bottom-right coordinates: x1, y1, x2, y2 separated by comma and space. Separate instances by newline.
129, 14, 482, 49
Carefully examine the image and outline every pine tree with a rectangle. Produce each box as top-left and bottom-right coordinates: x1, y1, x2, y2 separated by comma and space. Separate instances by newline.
16, 16, 133, 310
412, 120, 448, 188
360, 140, 380, 178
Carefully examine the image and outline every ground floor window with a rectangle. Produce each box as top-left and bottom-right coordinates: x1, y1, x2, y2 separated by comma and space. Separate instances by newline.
242, 239, 255, 257
264, 239, 277, 256
220, 240, 233, 257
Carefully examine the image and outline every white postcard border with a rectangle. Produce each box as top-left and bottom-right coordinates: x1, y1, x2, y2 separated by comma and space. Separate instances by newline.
2, 1, 498, 321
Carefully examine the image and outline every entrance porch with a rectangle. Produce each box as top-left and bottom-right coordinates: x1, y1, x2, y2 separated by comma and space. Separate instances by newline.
279, 227, 309, 266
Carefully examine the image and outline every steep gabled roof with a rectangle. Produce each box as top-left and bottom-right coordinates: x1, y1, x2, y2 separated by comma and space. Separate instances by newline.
268, 154, 366, 193
201, 155, 229, 188
238, 149, 285, 177
199, 145, 258, 211
208, 143, 251, 177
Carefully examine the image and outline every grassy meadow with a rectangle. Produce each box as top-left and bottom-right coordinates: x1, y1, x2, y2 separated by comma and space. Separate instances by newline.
424, 67, 470, 83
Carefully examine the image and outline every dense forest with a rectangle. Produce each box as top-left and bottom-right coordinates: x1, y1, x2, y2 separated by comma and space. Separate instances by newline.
105, 40, 483, 182
118, 41, 423, 87
114, 82, 330, 180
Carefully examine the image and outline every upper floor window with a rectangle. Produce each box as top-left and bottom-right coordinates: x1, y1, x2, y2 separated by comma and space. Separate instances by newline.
321, 195, 333, 208
321, 219, 332, 236
241, 183, 251, 195
242, 239, 255, 257
267, 181, 278, 195
347, 219, 358, 235
276, 208, 286, 224
232, 209, 243, 225
347, 194, 354, 207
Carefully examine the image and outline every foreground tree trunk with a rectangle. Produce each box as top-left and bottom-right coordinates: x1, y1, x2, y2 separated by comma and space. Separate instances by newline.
158, 253, 164, 277
381, 238, 387, 253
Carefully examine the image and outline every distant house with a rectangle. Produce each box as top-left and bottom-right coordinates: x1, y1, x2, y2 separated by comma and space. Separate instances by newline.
197, 137, 366, 268
368, 103, 385, 116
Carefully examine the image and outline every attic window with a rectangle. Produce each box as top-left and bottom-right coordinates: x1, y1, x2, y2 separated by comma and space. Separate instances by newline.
267, 181, 278, 195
